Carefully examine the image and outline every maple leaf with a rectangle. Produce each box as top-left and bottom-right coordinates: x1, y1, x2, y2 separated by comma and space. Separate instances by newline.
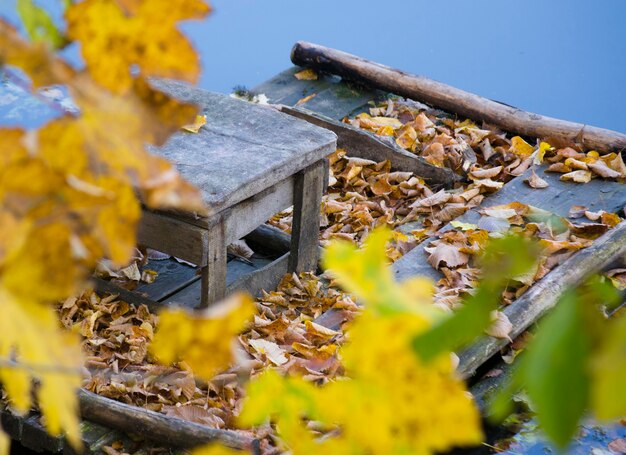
66, 0, 211, 93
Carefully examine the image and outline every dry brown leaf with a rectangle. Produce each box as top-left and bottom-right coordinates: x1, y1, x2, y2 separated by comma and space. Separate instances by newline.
485, 311, 513, 340
294, 68, 318, 80
560, 170, 592, 183
524, 169, 549, 189
426, 243, 469, 269
248, 339, 289, 366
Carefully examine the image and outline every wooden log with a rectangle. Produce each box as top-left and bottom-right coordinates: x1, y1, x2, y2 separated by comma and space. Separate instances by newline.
291, 41, 626, 153
458, 220, 626, 380
280, 106, 459, 187
77, 390, 258, 452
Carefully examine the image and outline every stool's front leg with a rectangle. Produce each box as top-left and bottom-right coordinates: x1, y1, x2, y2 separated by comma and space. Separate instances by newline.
289, 160, 325, 273
200, 220, 227, 307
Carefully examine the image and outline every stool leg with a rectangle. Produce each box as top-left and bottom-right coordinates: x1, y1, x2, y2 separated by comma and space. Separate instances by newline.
289, 160, 325, 273
200, 222, 227, 307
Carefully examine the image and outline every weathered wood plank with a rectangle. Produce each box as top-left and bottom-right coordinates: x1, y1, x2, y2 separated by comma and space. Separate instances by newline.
289, 161, 325, 273
291, 41, 626, 153
134, 259, 199, 302
220, 177, 294, 245
148, 78, 337, 214
164, 255, 276, 309
244, 224, 292, 254
251, 67, 338, 106
21, 414, 64, 453
392, 167, 626, 283
77, 389, 257, 451
137, 211, 208, 266
200, 220, 227, 307
458, 220, 626, 380
294, 80, 378, 120
280, 106, 459, 186
63, 421, 113, 455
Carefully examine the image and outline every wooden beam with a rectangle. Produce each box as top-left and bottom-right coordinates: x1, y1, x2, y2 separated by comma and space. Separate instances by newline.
291, 41, 626, 153
458, 220, 626, 380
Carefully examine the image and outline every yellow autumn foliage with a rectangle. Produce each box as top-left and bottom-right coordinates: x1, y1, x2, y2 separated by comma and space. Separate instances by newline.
150, 293, 256, 380
237, 228, 482, 454
0, 0, 211, 451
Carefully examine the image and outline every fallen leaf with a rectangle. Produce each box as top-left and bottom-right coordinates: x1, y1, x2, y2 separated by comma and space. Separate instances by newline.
248, 339, 288, 366
294, 68, 318, 80
426, 243, 469, 269
560, 170, 592, 183
296, 93, 316, 106
524, 169, 549, 189
485, 311, 513, 340
181, 114, 206, 133
450, 221, 479, 231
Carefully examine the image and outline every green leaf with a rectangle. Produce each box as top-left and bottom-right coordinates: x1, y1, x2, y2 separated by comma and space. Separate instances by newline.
17, 0, 67, 49
520, 290, 590, 448
412, 235, 538, 362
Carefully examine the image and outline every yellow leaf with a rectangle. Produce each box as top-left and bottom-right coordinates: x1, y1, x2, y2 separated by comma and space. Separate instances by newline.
0, 429, 8, 455
192, 444, 242, 455
295, 93, 317, 106
294, 68, 318, 80
510, 136, 534, 158
450, 220, 479, 231
181, 114, 207, 133
66, 0, 211, 93
150, 293, 255, 379
535, 141, 553, 164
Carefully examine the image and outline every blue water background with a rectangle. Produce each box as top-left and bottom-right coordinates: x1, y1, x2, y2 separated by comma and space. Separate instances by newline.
1, 0, 625, 132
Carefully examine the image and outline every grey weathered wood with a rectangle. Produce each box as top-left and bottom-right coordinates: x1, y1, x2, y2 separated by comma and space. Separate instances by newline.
458, 221, 626, 379
227, 253, 290, 298
21, 414, 64, 452
148, 78, 337, 215
93, 278, 163, 313
220, 177, 294, 245
293, 80, 378, 120
392, 166, 626, 283
289, 161, 325, 272
280, 105, 459, 186
166, 255, 287, 309
137, 211, 208, 266
251, 67, 338, 107
291, 41, 626, 153
134, 259, 199, 302
63, 421, 113, 455
201, 220, 227, 307
77, 390, 256, 451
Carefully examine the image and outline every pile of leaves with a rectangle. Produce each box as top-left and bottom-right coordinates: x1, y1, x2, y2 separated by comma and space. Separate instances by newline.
425, 202, 621, 313
56, 273, 358, 439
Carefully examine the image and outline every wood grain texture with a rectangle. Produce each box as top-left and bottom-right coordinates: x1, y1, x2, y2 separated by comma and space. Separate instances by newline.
280, 105, 459, 186
392, 166, 626, 284
77, 390, 258, 451
289, 161, 325, 272
458, 220, 626, 380
148, 78, 337, 214
138, 210, 208, 266
200, 220, 227, 307
291, 41, 626, 153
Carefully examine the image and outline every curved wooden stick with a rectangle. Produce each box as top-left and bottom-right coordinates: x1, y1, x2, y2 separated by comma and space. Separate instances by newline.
291, 41, 626, 153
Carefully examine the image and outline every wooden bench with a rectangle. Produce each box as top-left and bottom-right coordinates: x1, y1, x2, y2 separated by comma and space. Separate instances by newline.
137, 79, 337, 307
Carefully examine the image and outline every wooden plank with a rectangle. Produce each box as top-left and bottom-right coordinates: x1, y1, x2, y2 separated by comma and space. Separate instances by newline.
134, 259, 199, 302
281, 106, 459, 187
289, 161, 325, 273
77, 389, 257, 451
291, 41, 626, 153
165, 255, 280, 309
227, 253, 289, 299
148, 78, 337, 214
251, 67, 338, 106
221, 177, 294, 245
244, 224, 291, 254
1, 408, 28, 442
137, 211, 208, 266
392, 166, 626, 283
93, 278, 163, 313
294, 81, 378, 120
21, 414, 64, 452
200, 220, 227, 307
458, 220, 626, 380
64, 421, 112, 455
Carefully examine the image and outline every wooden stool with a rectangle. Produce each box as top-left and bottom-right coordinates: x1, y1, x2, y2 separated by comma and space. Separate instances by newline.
137, 80, 337, 307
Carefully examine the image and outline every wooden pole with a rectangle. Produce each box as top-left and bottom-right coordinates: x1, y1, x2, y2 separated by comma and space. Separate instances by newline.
457, 220, 626, 380
291, 41, 626, 153
77, 389, 259, 452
